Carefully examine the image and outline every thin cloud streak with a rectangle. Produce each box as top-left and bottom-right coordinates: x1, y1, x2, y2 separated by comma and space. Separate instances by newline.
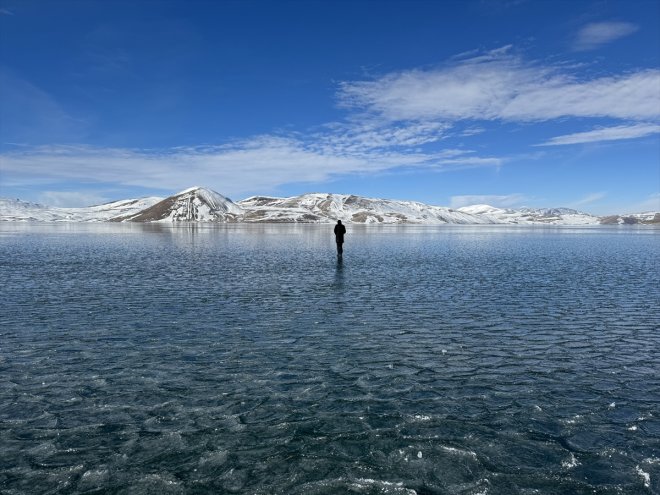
0, 69, 87, 144
38, 191, 111, 208
450, 193, 529, 208
538, 123, 660, 146
574, 22, 639, 51
312, 120, 451, 154
570, 192, 607, 207
624, 193, 660, 214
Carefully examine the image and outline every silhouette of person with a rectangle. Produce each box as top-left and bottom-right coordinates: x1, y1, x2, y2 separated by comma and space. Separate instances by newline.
334, 220, 346, 256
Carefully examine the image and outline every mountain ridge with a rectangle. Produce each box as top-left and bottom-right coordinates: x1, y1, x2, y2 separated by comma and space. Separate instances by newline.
1, 187, 658, 225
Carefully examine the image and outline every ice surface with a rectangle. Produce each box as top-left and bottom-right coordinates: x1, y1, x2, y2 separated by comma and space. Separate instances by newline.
1, 223, 658, 493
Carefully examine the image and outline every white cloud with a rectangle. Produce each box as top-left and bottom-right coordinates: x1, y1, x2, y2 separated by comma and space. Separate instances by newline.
1, 138, 502, 198
312, 120, 451, 154
435, 156, 503, 167
4, 47, 655, 201
538, 123, 660, 146
338, 53, 660, 122
450, 193, 529, 208
574, 22, 639, 51
457, 127, 486, 137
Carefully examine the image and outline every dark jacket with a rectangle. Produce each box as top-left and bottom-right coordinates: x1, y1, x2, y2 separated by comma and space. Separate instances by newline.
334, 223, 346, 242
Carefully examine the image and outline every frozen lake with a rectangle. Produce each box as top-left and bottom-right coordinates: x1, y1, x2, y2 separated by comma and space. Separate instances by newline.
1, 223, 659, 494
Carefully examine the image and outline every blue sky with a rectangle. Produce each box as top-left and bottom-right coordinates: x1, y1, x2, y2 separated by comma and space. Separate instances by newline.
0, 0, 658, 214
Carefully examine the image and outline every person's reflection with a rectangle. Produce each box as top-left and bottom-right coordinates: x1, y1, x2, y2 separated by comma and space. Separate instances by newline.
334, 254, 344, 288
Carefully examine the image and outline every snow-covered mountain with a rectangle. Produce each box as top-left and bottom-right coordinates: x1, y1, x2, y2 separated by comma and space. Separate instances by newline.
0, 196, 163, 222
457, 204, 598, 225
1, 187, 657, 225
114, 187, 243, 222
599, 212, 660, 225
237, 193, 488, 224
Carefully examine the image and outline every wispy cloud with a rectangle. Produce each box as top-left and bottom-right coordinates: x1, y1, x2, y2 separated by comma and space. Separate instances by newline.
574, 22, 639, 51
538, 123, 660, 146
450, 193, 529, 208
0, 68, 498, 198
570, 192, 607, 207
0, 8, 13, 16
311, 120, 451, 154
0, 69, 87, 144
338, 50, 660, 122
38, 191, 111, 208
624, 193, 660, 214
1, 138, 502, 199
457, 127, 486, 137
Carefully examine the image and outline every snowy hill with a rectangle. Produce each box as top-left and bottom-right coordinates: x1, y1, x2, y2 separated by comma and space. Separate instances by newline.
1, 187, 657, 225
238, 193, 488, 224
0, 197, 163, 222
599, 212, 660, 225
237, 194, 608, 224
457, 205, 598, 225
115, 187, 243, 222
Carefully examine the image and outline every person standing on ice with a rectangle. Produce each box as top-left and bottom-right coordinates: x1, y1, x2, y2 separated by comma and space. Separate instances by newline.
334, 220, 346, 256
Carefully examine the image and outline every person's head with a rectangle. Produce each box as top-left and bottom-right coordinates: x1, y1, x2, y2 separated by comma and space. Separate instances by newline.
337, 220, 342, 224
